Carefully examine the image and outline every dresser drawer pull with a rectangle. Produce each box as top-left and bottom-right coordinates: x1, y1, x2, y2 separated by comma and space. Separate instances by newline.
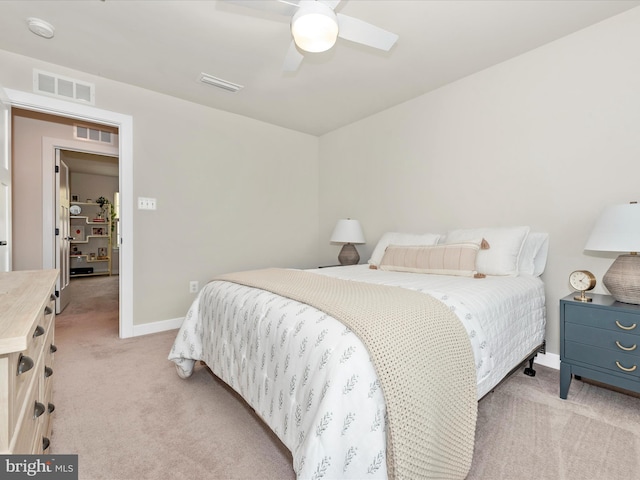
616, 340, 637, 351
50, 344, 58, 354
44, 306, 53, 315
42, 437, 50, 451
44, 366, 54, 378
615, 320, 637, 331
50, 294, 56, 301
34, 401, 46, 418
48, 403, 56, 414
17, 354, 34, 375
615, 361, 637, 372
33, 325, 45, 338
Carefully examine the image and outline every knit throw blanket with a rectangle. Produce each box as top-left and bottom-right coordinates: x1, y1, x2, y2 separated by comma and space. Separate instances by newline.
216, 268, 477, 479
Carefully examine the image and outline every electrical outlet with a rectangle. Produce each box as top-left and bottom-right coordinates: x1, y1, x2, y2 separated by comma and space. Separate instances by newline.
189, 281, 199, 293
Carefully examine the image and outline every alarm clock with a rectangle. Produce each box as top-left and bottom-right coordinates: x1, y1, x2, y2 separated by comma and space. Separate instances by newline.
569, 270, 596, 302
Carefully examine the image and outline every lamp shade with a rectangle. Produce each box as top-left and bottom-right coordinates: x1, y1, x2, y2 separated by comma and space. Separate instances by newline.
330, 219, 365, 266
585, 202, 640, 304
330, 219, 365, 244
584, 202, 640, 253
291, 1, 339, 53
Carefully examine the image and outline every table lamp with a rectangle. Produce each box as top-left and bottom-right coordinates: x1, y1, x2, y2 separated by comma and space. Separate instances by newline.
330, 219, 365, 265
584, 201, 640, 304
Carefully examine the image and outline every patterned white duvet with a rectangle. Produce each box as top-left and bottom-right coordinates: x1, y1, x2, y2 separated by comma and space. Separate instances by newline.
168, 265, 546, 479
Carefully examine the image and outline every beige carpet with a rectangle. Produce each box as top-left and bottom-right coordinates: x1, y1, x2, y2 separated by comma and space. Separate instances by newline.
52, 276, 640, 480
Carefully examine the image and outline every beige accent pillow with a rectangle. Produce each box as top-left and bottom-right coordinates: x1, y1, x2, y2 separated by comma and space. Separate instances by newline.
378, 242, 483, 277
368, 232, 441, 267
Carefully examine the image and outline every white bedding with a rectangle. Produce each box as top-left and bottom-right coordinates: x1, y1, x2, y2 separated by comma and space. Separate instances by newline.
169, 265, 546, 479
313, 265, 546, 399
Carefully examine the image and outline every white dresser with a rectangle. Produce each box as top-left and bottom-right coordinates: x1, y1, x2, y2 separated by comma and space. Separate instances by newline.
0, 269, 58, 454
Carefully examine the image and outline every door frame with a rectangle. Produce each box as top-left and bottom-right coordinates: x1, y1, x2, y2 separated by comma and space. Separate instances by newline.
57, 155, 70, 314
44, 140, 119, 314
6, 88, 134, 338
0, 88, 11, 272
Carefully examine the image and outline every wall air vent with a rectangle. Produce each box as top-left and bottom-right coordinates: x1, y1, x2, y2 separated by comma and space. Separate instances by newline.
74, 125, 115, 145
199, 73, 244, 93
33, 69, 95, 105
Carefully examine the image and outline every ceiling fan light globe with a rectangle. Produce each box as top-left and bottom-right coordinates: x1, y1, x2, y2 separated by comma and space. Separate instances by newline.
291, 5, 338, 53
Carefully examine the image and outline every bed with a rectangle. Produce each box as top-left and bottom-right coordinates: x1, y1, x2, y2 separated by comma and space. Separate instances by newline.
168, 227, 548, 479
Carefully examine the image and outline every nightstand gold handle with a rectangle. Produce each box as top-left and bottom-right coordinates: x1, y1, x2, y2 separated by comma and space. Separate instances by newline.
615, 320, 637, 331
616, 341, 637, 351
615, 361, 637, 372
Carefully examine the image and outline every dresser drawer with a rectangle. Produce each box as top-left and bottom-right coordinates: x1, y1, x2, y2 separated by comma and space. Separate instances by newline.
13, 310, 52, 427
565, 304, 640, 334
12, 350, 36, 430
565, 341, 640, 379
565, 322, 640, 356
43, 380, 55, 446
11, 359, 45, 454
42, 317, 55, 393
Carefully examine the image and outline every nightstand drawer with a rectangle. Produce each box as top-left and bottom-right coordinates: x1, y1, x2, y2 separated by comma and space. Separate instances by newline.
565, 341, 640, 379
564, 304, 640, 334
565, 322, 640, 356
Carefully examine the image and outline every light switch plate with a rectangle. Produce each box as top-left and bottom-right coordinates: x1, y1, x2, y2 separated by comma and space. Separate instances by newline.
138, 197, 157, 210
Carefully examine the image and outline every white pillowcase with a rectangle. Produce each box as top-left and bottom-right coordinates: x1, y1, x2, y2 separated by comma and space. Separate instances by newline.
445, 226, 530, 276
518, 232, 549, 277
368, 232, 441, 267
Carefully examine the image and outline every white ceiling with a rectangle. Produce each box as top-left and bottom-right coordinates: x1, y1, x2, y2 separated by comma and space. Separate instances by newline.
61, 150, 119, 177
0, 0, 638, 136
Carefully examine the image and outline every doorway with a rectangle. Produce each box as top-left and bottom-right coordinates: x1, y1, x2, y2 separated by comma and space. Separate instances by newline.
6, 87, 133, 338
10, 107, 120, 315
58, 149, 119, 312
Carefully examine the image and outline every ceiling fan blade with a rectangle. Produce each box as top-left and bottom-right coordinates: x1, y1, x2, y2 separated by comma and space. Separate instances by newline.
336, 13, 398, 51
319, 0, 341, 10
224, 0, 299, 17
283, 41, 304, 72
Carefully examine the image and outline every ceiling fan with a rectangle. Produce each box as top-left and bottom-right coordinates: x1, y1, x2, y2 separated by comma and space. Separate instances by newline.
225, 0, 399, 72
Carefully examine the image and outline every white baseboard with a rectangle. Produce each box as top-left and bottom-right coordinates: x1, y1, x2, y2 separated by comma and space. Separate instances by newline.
534, 351, 560, 370
132, 316, 184, 337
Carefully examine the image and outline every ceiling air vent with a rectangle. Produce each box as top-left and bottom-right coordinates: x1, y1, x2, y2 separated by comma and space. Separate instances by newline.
75, 125, 114, 145
199, 73, 243, 93
33, 69, 95, 104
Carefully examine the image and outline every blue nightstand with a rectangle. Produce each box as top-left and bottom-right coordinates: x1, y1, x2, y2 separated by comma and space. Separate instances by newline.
560, 293, 640, 399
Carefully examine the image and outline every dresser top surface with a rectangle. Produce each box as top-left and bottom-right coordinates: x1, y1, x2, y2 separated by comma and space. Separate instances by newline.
0, 270, 58, 354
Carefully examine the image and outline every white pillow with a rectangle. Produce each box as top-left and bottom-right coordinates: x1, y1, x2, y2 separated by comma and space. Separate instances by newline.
368, 232, 441, 267
445, 226, 530, 276
518, 232, 549, 277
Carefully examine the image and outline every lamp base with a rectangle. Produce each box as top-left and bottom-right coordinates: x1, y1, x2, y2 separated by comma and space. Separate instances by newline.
603, 254, 640, 304
338, 243, 360, 266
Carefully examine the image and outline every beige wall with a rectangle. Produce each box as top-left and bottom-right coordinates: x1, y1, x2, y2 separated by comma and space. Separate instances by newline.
11, 110, 114, 270
4, 7, 640, 350
319, 8, 640, 355
1, 49, 319, 325
11, 111, 58, 269
69, 171, 118, 207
